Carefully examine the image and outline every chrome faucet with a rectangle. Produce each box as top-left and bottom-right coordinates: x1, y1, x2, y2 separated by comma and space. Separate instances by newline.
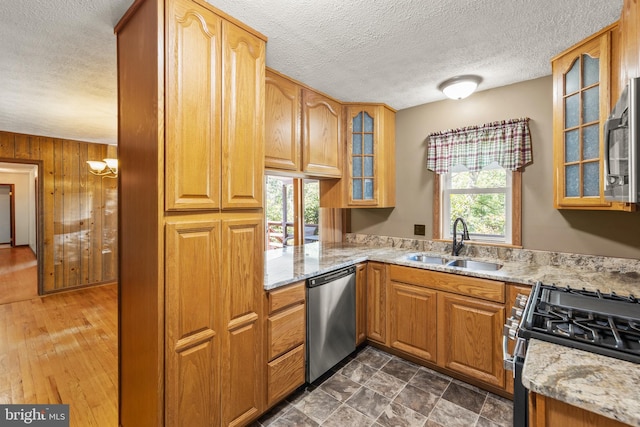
452, 217, 470, 256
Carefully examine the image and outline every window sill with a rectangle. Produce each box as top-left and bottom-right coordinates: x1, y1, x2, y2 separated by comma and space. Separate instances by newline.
433, 238, 523, 250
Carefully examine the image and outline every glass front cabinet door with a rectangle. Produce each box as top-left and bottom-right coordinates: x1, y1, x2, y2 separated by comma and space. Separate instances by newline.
320, 104, 395, 208
350, 107, 377, 204
552, 24, 630, 211
346, 104, 396, 207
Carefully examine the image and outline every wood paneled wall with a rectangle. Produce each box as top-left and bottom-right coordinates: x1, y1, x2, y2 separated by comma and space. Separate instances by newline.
0, 130, 117, 293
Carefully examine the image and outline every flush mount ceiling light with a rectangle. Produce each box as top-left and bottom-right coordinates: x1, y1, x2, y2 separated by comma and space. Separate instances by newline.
438, 75, 482, 100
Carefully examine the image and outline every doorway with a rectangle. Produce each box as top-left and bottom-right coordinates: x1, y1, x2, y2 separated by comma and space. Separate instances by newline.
0, 183, 13, 246
0, 160, 42, 304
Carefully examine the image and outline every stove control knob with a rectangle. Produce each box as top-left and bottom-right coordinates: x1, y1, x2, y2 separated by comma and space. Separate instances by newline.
514, 294, 529, 308
503, 317, 519, 340
511, 307, 524, 319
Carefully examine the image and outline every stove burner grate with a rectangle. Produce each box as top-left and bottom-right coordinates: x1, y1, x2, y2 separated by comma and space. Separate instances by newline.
523, 284, 640, 361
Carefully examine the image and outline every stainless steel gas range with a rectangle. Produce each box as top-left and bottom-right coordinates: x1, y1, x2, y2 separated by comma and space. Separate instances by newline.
503, 281, 640, 427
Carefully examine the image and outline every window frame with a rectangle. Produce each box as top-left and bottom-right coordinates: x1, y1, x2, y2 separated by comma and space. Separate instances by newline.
264, 175, 321, 249
433, 170, 522, 247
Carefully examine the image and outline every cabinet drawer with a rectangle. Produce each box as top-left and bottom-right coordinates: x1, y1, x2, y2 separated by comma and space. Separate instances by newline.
268, 303, 305, 360
389, 265, 505, 303
267, 344, 305, 406
268, 282, 305, 314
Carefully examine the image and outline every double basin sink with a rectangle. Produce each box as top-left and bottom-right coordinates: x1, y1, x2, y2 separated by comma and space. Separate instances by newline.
405, 253, 503, 271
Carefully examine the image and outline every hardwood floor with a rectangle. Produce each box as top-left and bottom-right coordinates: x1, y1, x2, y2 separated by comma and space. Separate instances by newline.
0, 283, 118, 426
0, 246, 38, 305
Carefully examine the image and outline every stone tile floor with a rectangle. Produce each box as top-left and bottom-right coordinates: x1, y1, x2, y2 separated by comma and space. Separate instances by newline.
254, 346, 513, 427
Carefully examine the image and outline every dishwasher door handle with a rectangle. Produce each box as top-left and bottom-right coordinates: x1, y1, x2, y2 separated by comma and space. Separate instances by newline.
307, 266, 356, 287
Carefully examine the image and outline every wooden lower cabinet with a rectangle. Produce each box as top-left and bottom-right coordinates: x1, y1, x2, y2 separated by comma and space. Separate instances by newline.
529, 392, 630, 427
355, 263, 367, 345
265, 282, 306, 408
267, 303, 305, 360
366, 262, 387, 345
437, 292, 505, 388
165, 219, 221, 427
388, 281, 437, 362
162, 214, 264, 427
380, 264, 508, 392
220, 217, 265, 427
267, 345, 305, 405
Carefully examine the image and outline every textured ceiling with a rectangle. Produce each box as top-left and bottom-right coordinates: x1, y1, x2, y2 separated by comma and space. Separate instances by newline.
0, 0, 623, 145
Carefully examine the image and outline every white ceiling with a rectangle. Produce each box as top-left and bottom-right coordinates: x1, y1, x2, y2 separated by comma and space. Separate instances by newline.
0, 0, 623, 146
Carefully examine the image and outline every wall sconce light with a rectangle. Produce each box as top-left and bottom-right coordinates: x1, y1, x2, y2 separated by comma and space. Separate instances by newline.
87, 158, 118, 178
438, 75, 482, 100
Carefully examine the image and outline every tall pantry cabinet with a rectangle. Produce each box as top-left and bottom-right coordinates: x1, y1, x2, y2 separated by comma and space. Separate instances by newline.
115, 0, 266, 425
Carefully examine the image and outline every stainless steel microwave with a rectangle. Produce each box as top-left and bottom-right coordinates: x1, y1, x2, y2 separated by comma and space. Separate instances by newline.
604, 77, 639, 203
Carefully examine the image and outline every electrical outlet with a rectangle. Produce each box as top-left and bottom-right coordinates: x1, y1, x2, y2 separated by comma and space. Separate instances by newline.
414, 224, 426, 236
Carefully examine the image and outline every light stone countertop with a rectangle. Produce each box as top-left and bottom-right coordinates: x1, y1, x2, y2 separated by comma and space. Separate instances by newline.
265, 241, 640, 296
522, 339, 640, 426
264, 240, 640, 425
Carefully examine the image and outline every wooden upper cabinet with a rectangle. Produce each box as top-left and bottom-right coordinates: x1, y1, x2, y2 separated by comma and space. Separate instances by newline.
619, 0, 638, 99
552, 23, 631, 211
166, 0, 221, 210
320, 103, 396, 208
221, 21, 265, 209
265, 69, 301, 171
302, 88, 343, 177
165, 2, 264, 211
346, 104, 395, 207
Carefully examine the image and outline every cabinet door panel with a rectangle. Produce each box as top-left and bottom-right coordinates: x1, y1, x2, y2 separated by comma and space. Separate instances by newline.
389, 281, 437, 362
438, 292, 505, 387
221, 216, 264, 426
265, 70, 301, 171
347, 106, 379, 205
166, 0, 221, 210
356, 263, 367, 345
552, 26, 626, 210
366, 262, 386, 344
165, 219, 220, 427
302, 89, 342, 177
222, 21, 265, 209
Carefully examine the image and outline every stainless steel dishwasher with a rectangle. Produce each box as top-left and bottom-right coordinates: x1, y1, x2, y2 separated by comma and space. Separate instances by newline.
306, 265, 356, 383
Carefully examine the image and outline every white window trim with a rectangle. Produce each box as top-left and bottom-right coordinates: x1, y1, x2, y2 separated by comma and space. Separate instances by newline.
440, 169, 513, 245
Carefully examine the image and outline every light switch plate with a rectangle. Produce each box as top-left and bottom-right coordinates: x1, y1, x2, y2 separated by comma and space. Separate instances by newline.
414, 224, 426, 236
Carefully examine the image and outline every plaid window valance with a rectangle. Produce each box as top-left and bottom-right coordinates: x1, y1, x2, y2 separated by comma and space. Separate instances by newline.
426, 117, 532, 174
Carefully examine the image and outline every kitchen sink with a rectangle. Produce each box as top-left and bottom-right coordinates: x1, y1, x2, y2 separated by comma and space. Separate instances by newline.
446, 259, 503, 271
405, 254, 448, 264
